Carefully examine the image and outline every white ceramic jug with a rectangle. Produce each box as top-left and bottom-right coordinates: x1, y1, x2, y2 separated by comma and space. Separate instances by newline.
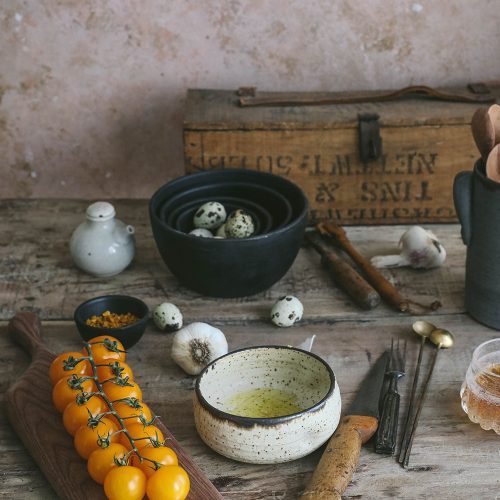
70, 202, 135, 277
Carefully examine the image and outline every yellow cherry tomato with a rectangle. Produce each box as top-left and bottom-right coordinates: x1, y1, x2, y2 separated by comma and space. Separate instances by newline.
84, 335, 126, 364
63, 395, 105, 436
103, 380, 142, 404
111, 401, 153, 428
121, 423, 164, 450
146, 465, 190, 500
74, 417, 119, 460
52, 375, 96, 413
87, 442, 129, 485
97, 360, 134, 383
49, 351, 90, 385
131, 446, 178, 478
104, 465, 146, 500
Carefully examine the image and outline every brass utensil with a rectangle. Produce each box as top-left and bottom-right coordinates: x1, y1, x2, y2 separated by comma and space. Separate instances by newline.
400, 328, 454, 467
398, 320, 436, 463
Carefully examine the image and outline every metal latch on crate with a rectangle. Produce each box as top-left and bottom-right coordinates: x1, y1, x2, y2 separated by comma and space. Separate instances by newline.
358, 113, 382, 162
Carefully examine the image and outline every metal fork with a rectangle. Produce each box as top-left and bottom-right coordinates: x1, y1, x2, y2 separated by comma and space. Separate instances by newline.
375, 338, 407, 454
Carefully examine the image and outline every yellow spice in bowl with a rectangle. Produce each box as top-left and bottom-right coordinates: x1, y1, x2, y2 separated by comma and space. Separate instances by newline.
85, 310, 138, 329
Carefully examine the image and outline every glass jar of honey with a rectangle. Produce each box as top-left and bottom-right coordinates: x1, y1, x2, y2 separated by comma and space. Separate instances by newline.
460, 338, 500, 434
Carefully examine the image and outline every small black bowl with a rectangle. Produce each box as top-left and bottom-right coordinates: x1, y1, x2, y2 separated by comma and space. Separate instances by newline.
74, 295, 149, 349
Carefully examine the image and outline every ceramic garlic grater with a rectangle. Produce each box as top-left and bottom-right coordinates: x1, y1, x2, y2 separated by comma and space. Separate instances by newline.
70, 202, 135, 277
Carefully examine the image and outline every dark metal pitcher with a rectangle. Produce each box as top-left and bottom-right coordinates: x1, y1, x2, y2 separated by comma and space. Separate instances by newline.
454, 159, 500, 329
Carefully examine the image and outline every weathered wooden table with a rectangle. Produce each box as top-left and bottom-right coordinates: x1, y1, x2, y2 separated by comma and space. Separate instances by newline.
1, 200, 498, 499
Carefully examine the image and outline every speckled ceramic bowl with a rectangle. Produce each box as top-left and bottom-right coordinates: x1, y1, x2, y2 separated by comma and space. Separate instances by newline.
193, 346, 341, 464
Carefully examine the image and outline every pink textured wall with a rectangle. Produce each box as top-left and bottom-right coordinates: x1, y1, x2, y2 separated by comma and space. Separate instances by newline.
1, 0, 499, 198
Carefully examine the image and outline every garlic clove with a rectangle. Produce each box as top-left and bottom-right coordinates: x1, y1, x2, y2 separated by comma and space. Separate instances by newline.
371, 226, 446, 270
171, 322, 228, 376
370, 254, 410, 268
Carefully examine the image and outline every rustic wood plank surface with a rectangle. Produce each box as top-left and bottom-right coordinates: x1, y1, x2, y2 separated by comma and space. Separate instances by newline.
1, 200, 499, 499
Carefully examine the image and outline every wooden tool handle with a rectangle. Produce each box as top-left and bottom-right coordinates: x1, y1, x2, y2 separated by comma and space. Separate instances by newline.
321, 256, 381, 310
8, 312, 47, 358
301, 415, 378, 499
307, 231, 381, 310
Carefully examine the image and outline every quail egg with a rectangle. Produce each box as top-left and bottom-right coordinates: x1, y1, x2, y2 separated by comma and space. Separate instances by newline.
215, 223, 227, 238
193, 201, 227, 230
270, 295, 303, 327
189, 228, 213, 238
153, 302, 183, 332
225, 209, 255, 238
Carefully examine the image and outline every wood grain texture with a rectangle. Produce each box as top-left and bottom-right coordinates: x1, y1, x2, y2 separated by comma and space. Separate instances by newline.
0, 200, 466, 322
183, 87, 500, 225
1, 200, 500, 499
184, 88, 500, 129
2, 316, 499, 499
184, 126, 473, 225
5, 312, 222, 500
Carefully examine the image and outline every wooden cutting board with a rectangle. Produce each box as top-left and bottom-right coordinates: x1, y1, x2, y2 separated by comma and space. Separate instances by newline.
5, 312, 222, 500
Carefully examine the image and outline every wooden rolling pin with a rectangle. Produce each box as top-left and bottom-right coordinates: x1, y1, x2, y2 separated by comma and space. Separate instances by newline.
306, 231, 381, 310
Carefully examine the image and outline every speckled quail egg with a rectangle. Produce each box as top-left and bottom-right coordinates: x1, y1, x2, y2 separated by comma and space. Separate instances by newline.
225, 209, 255, 239
153, 302, 183, 332
189, 228, 213, 238
193, 201, 227, 230
215, 223, 227, 238
270, 295, 303, 327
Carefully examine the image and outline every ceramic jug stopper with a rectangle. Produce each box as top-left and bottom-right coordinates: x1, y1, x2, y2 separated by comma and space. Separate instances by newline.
86, 201, 116, 221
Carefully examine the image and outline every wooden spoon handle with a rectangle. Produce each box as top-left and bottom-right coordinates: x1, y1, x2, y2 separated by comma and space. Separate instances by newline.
8, 312, 47, 358
301, 415, 378, 499
486, 144, 500, 183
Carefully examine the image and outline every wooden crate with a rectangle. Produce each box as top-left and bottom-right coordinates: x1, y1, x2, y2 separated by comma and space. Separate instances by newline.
183, 87, 499, 225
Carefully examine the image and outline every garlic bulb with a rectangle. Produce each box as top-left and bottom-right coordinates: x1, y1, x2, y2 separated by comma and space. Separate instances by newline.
370, 226, 446, 269
171, 322, 228, 375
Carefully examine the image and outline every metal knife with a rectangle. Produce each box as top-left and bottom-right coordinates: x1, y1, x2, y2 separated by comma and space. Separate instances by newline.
301, 351, 389, 500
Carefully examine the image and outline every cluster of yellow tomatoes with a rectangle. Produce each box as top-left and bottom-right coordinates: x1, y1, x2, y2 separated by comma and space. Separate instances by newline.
49, 335, 190, 500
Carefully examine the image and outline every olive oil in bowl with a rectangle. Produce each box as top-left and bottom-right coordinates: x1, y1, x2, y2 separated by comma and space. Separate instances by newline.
225, 388, 305, 418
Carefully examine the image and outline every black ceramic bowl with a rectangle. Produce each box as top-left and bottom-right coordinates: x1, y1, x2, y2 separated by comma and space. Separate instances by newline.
149, 169, 308, 297
74, 295, 149, 349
